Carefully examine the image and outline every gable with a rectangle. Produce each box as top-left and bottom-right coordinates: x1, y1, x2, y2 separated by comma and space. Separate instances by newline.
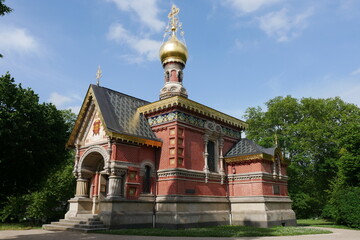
67, 85, 162, 148
83, 110, 108, 146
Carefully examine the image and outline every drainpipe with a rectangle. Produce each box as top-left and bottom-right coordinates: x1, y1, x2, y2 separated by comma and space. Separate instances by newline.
225, 162, 232, 225
152, 148, 159, 228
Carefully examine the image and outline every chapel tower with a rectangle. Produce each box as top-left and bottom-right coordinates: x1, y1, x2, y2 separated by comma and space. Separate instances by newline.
159, 5, 188, 99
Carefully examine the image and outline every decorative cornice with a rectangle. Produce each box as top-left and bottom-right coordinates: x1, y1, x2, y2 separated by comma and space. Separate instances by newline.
147, 111, 242, 139
137, 96, 247, 130
225, 153, 274, 163
228, 172, 288, 182
108, 132, 162, 148
157, 168, 221, 181
225, 151, 288, 165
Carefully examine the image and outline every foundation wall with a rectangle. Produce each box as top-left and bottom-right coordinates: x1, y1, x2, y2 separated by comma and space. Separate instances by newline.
65, 195, 296, 229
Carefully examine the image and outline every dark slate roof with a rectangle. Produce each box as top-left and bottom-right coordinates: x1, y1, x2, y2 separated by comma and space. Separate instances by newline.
91, 84, 160, 142
225, 138, 276, 158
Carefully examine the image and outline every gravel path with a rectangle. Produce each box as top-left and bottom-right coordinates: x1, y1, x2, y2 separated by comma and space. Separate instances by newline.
0, 227, 359, 240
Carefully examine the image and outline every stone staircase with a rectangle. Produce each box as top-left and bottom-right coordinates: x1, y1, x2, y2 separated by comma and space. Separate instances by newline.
43, 214, 108, 232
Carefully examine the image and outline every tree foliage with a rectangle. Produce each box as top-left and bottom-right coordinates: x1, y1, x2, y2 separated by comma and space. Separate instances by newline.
244, 96, 360, 220
0, 0, 12, 58
0, 0, 11, 16
0, 73, 77, 222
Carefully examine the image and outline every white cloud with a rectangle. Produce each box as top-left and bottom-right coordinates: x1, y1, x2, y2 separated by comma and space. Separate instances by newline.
350, 67, 360, 76
0, 25, 39, 54
225, 0, 281, 14
49, 92, 73, 106
258, 8, 313, 42
291, 75, 360, 107
107, 23, 161, 62
106, 0, 164, 32
48, 92, 82, 114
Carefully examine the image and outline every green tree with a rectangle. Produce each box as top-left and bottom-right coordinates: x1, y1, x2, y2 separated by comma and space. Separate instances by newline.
324, 107, 360, 227
0, 0, 11, 16
0, 73, 76, 222
0, 0, 12, 58
244, 96, 360, 219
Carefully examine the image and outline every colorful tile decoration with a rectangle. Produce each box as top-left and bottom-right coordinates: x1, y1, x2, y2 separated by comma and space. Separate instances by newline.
148, 111, 241, 139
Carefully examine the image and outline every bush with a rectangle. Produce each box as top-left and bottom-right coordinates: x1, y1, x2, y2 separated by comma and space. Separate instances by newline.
325, 186, 360, 228
290, 192, 322, 219
0, 154, 75, 223
0, 196, 28, 222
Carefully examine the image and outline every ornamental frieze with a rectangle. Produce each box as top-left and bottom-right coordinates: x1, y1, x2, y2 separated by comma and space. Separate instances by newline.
148, 111, 242, 139
157, 168, 222, 181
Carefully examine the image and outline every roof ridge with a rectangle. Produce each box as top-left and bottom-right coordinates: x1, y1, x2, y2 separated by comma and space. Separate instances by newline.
90, 84, 151, 104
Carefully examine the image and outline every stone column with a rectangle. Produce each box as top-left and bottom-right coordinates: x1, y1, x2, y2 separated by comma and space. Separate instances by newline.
105, 137, 112, 174
75, 178, 89, 197
73, 145, 80, 177
107, 175, 122, 198
273, 161, 277, 179
278, 156, 282, 180
219, 138, 225, 184
203, 134, 209, 183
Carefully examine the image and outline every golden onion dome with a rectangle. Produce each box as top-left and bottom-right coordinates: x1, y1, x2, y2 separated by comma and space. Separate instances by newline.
159, 35, 188, 65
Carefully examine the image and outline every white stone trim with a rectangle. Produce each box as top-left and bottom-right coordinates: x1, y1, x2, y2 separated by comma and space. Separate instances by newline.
77, 145, 109, 176
228, 172, 288, 181
157, 168, 221, 181
139, 160, 156, 177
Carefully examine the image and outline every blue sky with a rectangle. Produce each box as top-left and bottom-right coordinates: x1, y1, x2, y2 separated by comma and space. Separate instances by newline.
1, 0, 359, 118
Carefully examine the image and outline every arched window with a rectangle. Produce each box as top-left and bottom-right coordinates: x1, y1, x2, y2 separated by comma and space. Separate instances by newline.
207, 140, 216, 172
142, 165, 151, 194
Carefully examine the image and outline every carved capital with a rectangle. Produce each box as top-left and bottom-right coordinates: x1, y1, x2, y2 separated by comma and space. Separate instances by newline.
110, 168, 127, 176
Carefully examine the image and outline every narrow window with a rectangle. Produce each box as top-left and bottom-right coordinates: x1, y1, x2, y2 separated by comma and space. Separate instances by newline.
142, 166, 151, 193
207, 141, 216, 172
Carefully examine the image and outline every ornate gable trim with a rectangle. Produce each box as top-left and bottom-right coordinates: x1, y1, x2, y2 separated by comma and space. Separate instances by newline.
224, 147, 288, 165
67, 86, 162, 148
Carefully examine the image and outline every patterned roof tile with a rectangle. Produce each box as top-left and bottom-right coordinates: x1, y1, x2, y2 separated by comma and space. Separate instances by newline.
225, 138, 276, 158
91, 85, 159, 142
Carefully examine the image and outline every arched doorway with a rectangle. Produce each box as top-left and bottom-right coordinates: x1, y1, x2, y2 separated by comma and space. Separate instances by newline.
75, 147, 109, 214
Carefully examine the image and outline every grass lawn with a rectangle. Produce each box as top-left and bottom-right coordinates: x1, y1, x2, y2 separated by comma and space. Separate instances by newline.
0, 223, 42, 231
96, 225, 331, 238
297, 219, 360, 230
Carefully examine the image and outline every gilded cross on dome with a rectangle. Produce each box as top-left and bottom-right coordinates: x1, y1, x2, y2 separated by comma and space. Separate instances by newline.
164, 4, 184, 39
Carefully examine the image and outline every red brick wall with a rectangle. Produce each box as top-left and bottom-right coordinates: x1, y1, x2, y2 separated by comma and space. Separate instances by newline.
157, 179, 226, 196
184, 128, 204, 171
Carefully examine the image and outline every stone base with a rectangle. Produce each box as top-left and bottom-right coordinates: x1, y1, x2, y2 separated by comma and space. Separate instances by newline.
65, 197, 93, 219
99, 197, 155, 229
230, 196, 297, 227
155, 195, 230, 229
64, 195, 296, 229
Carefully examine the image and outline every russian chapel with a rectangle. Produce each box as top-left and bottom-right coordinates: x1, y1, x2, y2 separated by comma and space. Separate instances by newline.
44, 5, 296, 231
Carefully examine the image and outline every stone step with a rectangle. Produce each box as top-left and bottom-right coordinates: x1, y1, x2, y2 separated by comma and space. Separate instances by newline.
43, 214, 108, 232
68, 216, 100, 221
74, 214, 99, 219
59, 219, 103, 225
49, 221, 105, 229
43, 224, 108, 232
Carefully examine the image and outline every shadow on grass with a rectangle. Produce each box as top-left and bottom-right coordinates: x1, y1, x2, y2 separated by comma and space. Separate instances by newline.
296, 219, 360, 230
0, 223, 42, 231
95, 225, 331, 238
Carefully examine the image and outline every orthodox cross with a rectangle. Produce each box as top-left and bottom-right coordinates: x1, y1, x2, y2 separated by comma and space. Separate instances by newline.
169, 4, 180, 33
96, 65, 102, 86
164, 4, 184, 39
